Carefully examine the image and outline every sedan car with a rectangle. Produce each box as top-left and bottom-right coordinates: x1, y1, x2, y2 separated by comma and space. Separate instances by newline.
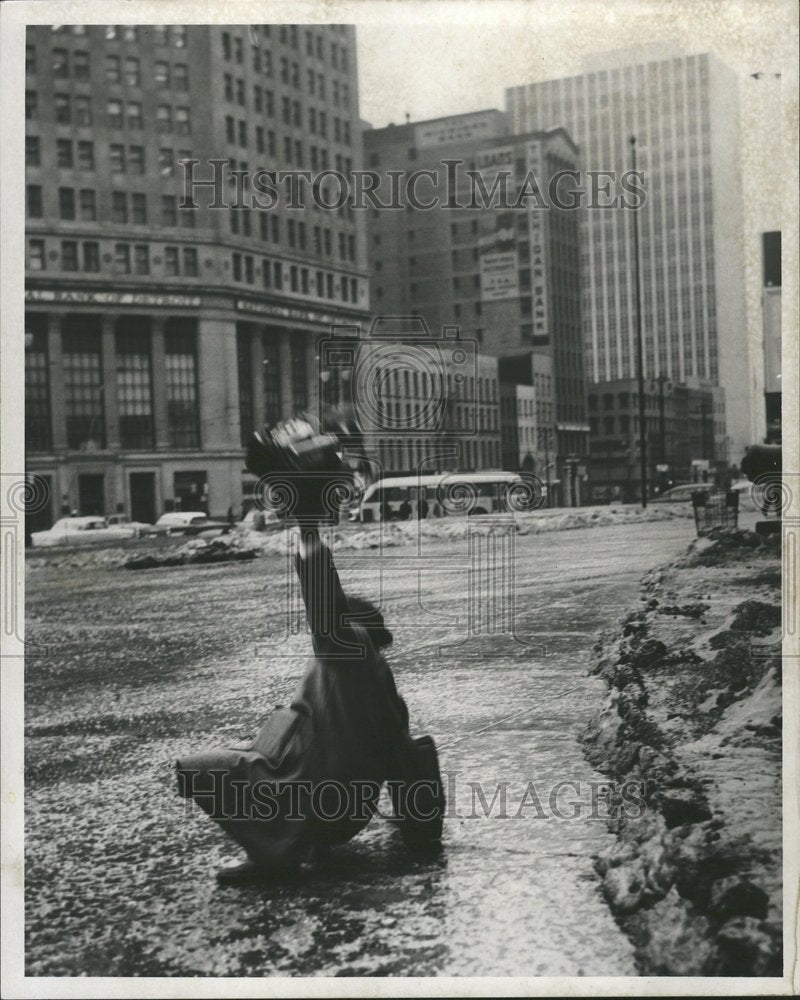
146, 511, 232, 537
650, 483, 716, 504
30, 516, 139, 548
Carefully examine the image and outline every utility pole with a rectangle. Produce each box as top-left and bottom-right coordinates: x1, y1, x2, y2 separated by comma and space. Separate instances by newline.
630, 136, 647, 508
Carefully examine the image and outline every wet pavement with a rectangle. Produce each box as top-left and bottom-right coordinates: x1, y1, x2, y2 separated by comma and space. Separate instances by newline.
24, 518, 696, 976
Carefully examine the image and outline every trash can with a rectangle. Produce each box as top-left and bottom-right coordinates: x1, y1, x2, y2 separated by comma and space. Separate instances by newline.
691, 490, 739, 536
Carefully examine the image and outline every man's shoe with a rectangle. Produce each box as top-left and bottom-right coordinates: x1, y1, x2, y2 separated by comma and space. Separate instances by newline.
215, 859, 274, 886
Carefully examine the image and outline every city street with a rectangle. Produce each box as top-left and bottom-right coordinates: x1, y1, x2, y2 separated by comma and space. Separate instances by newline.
24, 517, 698, 977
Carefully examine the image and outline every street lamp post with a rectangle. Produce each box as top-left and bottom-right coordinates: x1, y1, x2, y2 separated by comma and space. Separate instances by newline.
630, 136, 647, 508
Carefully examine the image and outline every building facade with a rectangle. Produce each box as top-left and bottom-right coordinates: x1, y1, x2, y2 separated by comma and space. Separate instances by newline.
506, 42, 749, 460
586, 377, 727, 503
363, 112, 589, 504
24, 23, 368, 528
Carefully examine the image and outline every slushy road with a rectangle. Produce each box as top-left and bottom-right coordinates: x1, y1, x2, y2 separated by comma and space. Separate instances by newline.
24, 517, 696, 976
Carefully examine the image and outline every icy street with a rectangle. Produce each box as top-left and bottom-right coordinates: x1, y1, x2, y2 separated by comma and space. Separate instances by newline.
24, 518, 698, 977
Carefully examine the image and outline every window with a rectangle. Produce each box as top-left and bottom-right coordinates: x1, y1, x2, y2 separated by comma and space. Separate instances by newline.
222, 31, 231, 60
172, 26, 187, 48
82, 241, 100, 273
157, 105, 172, 132
158, 148, 173, 175
131, 193, 147, 223
124, 57, 140, 86
79, 188, 96, 220
58, 187, 75, 220
174, 63, 188, 90
112, 191, 128, 223
25, 89, 37, 119
61, 240, 79, 271
56, 139, 73, 168
175, 107, 190, 134
106, 55, 121, 82
232, 252, 242, 281
75, 96, 92, 126
114, 243, 130, 274
62, 318, 104, 449
237, 327, 254, 445
107, 99, 123, 128
183, 248, 198, 276
25, 320, 51, 453
155, 61, 170, 86
165, 322, 200, 448
52, 48, 69, 77
128, 145, 144, 174
122, 25, 138, 42
164, 246, 180, 276
28, 239, 46, 271
161, 195, 177, 225
116, 322, 153, 448
77, 141, 94, 170
133, 244, 149, 275
225, 115, 235, 142
71, 50, 89, 80
26, 136, 41, 166
26, 185, 43, 218
126, 102, 143, 129
153, 25, 168, 45
55, 93, 71, 124
109, 142, 125, 171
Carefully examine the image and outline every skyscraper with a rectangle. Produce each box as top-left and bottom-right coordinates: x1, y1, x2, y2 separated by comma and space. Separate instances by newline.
24, 23, 368, 527
506, 41, 749, 460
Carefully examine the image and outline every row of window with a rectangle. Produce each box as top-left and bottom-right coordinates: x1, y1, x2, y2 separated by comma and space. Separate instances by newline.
231, 252, 359, 304
27, 238, 197, 277
27, 185, 198, 229
26, 91, 192, 133
223, 70, 351, 111
27, 47, 191, 90
221, 27, 349, 72
229, 210, 355, 261
222, 101, 352, 144
26, 137, 194, 176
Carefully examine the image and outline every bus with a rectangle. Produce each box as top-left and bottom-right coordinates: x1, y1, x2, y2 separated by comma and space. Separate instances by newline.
353, 471, 544, 523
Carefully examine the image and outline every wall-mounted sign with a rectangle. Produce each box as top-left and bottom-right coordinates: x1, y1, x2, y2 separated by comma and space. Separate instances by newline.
236, 299, 361, 327
25, 289, 201, 307
415, 111, 504, 149
479, 212, 518, 302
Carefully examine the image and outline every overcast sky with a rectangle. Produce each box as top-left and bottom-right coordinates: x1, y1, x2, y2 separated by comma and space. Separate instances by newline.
355, 0, 788, 230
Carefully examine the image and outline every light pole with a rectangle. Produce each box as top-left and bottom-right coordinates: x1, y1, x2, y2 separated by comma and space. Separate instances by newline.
630, 136, 647, 508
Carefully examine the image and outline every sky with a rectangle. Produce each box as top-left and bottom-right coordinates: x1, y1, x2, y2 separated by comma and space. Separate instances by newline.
355, 0, 788, 232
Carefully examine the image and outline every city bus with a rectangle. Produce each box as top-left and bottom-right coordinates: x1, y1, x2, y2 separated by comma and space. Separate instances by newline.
353, 471, 544, 522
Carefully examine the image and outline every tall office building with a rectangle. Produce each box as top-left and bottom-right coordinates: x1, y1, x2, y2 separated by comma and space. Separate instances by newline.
506, 42, 748, 461
364, 111, 588, 504
24, 23, 368, 527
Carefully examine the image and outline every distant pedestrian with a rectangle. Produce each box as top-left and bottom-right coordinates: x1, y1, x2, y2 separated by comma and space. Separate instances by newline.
417, 497, 429, 519
398, 498, 411, 521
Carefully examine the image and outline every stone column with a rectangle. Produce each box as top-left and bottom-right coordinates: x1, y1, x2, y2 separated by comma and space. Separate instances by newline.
251, 325, 265, 430
101, 315, 119, 450
151, 317, 169, 450
47, 313, 67, 452
305, 334, 320, 421
198, 316, 239, 450
278, 328, 293, 419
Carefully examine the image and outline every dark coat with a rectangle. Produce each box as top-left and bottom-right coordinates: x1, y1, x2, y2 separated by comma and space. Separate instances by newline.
177, 535, 412, 866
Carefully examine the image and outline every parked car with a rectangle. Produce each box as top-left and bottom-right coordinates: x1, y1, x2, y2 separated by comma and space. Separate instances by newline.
145, 511, 233, 537
105, 513, 152, 536
239, 508, 284, 533
30, 516, 139, 548
651, 483, 716, 504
